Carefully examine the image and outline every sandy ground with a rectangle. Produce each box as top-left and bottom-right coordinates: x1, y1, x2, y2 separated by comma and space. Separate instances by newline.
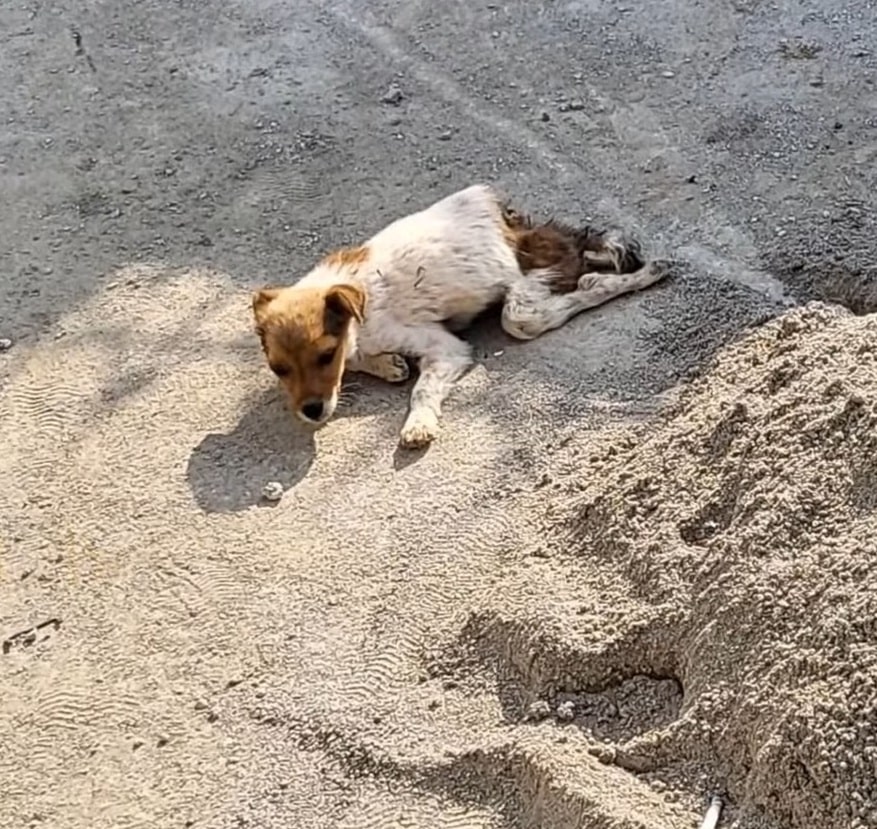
2, 1, 876, 828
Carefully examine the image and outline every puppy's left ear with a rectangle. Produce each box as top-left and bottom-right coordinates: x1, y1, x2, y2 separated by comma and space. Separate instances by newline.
325, 283, 365, 326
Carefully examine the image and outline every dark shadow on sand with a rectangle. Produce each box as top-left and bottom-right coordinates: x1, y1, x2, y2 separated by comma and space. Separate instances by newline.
186, 387, 317, 514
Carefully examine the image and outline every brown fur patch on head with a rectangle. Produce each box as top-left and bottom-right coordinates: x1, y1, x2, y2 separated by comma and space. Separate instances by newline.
250, 282, 365, 420
322, 245, 370, 272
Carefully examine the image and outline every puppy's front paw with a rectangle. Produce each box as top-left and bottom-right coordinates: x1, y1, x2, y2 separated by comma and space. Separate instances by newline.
381, 354, 410, 383
399, 410, 439, 449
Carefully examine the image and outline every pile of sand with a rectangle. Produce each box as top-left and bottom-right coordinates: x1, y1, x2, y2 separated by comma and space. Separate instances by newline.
547, 303, 877, 827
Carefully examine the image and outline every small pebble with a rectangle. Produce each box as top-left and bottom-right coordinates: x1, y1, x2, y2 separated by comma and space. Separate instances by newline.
261, 481, 284, 502
526, 700, 551, 721
556, 700, 576, 721
0, 337, 12, 352
380, 83, 404, 106
567, 99, 585, 111
661, 70, 676, 78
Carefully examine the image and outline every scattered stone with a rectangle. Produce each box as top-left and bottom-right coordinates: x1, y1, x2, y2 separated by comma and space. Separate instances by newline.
380, 83, 404, 106
567, 99, 586, 111
261, 481, 284, 502
556, 700, 576, 721
779, 40, 823, 60
661, 70, 676, 78
540, 111, 550, 122
437, 130, 452, 141
526, 700, 551, 721
0, 337, 12, 352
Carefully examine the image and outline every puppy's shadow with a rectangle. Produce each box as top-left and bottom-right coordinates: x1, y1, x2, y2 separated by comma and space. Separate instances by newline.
186, 387, 316, 514
391, 442, 429, 471
465, 305, 517, 356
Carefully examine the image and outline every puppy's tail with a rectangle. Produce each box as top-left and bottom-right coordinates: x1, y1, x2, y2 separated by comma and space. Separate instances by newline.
565, 222, 645, 274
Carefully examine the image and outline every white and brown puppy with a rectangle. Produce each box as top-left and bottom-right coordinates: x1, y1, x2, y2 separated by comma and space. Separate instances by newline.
252, 184, 668, 449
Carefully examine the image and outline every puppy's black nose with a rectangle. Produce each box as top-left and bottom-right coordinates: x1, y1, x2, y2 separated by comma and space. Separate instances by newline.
301, 400, 324, 422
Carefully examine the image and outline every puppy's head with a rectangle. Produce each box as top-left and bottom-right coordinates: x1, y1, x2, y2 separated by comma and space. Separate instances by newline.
252, 282, 365, 426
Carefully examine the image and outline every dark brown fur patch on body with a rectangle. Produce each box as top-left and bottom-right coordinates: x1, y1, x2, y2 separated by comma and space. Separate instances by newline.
500, 202, 644, 294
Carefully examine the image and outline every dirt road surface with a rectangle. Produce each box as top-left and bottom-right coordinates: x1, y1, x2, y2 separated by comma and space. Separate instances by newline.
2, 2, 876, 828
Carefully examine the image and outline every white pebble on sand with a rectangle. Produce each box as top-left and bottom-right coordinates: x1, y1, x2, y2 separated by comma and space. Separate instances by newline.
556, 700, 576, 721
261, 481, 284, 502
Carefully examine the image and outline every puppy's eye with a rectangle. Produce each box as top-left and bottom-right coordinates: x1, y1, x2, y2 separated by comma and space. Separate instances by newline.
316, 349, 336, 367
270, 363, 290, 377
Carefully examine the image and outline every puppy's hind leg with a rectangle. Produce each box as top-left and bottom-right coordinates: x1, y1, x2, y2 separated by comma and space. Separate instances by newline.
395, 324, 473, 449
502, 261, 671, 341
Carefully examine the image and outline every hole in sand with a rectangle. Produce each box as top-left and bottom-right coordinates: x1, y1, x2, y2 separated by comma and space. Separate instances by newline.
550, 674, 684, 743
678, 495, 735, 546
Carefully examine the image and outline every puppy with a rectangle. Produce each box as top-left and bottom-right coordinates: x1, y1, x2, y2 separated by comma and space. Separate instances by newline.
252, 184, 668, 449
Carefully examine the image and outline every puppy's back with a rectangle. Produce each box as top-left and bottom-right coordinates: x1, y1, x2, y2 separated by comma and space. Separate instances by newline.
364, 185, 522, 323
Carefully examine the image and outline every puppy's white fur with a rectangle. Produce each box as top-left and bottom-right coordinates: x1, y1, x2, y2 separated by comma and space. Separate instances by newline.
292, 184, 665, 448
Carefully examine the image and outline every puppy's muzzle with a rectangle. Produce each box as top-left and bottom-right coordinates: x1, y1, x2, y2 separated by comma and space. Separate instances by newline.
297, 393, 338, 426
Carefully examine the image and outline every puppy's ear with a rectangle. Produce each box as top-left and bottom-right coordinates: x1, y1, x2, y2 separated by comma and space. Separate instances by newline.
252, 287, 281, 322
324, 283, 365, 330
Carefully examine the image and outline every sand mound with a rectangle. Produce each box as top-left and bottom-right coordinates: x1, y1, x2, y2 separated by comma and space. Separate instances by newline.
552, 303, 877, 828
